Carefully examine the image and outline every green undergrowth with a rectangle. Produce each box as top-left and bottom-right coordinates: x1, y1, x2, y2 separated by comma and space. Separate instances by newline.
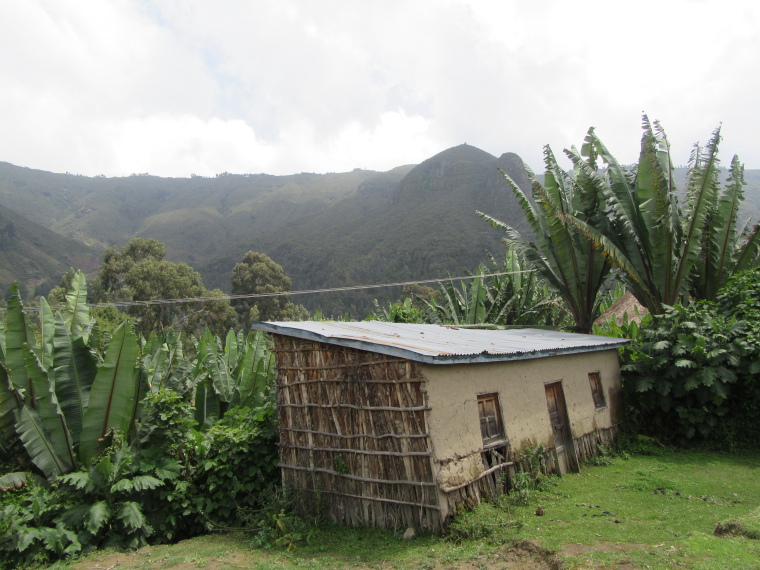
60, 449, 760, 570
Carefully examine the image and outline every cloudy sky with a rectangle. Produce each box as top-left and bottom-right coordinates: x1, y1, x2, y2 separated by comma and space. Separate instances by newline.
1, 0, 758, 178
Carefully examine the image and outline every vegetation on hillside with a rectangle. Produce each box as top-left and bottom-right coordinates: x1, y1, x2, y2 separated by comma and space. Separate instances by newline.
230, 251, 308, 327
0, 275, 279, 566
86, 238, 236, 335
479, 144, 614, 333
621, 266, 760, 447
483, 115, 760, 332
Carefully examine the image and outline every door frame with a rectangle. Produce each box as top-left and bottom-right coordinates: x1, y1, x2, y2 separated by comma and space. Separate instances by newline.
544, 380, 579, 474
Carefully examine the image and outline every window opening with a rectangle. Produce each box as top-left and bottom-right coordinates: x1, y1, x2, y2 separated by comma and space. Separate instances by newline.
588, 372, 606, 409
478, 393, 508, 469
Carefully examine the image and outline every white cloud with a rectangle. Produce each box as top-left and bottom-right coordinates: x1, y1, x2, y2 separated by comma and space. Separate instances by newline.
0, 0, 758, 177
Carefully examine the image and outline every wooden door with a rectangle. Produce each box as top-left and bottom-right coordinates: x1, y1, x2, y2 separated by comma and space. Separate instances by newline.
545, 382, 577, 474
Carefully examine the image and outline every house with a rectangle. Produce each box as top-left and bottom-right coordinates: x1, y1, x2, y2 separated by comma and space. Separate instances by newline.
250, 321, 629, 533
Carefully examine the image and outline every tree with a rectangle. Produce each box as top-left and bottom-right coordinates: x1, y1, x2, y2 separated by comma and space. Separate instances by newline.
479, 145, 614, 333
92, 238, 236, 334
230, 251, 308, 328
562, 116, 760, 313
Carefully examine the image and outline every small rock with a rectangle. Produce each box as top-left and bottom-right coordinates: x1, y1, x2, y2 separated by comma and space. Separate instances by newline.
536, 507, 545, 516
402, 528, 416, 540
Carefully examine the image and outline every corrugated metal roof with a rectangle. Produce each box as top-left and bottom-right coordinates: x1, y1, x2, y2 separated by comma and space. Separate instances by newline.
251, 321, 630, 365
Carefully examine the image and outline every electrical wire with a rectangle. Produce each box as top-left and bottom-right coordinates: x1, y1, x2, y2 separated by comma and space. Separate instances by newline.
10, 270, 535, 312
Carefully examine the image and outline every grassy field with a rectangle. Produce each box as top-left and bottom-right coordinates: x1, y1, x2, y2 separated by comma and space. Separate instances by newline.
59, 449, 760, 569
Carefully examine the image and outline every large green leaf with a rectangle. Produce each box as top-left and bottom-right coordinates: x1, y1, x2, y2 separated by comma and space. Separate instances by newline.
480, 146, 612, 332
52, 313, 97, 447
38, 298, 55, 371
79, 322, 139, 464
5, 283, 37, 392
22, 346, 75, 470
202, 331, 233, 402
62, 270, 90, 341
194, 376, 220, 427
15, 403, 71, 479
0, 364, 23, 450
117, 501, 148, 530
234, 331, 275, 409
86, 501, 111, 534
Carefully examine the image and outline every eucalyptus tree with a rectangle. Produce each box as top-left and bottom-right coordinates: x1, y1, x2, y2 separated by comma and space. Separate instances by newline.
563, 116, 760, 313
230, 251, 309, 327
478, 145, 614, 333
91, 238, 236, 335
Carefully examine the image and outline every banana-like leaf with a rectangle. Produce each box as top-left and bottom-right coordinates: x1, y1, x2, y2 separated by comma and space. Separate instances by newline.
128, 366, 149, 440
38, 298, 55, 371
225, 329, 238, 367
481, 145, 612, 332
693, 155, 753, 299
234, 332, 274, 409
23, 346, 75, 470
0, 364, 23, 449
202, 330, 233, 402
142, 342, 169, 391
467, 276, 486, 325
52, 314, 97, 448
15, 403, 72, 479
62, 270, 90, 341
733, 222, 760, 275
79, 322, 139, 464
194, 376, 220, 427
5, 283, 37, 391
671, 126, 722, 304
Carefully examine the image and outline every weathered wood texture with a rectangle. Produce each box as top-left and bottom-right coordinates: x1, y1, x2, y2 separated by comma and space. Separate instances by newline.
274, 337, 443, 532
574, 424, 619, 462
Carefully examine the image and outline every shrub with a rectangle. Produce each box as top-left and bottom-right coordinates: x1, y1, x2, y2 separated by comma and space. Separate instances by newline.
191, 401, 280, 529
621, 267, 760, 447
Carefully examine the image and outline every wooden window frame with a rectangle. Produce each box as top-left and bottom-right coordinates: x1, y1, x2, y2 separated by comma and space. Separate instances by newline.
477, 392, 506, 448
588, 372, 606, 409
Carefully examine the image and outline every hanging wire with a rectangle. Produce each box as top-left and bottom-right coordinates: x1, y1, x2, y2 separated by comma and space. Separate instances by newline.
9, 269, 534, 312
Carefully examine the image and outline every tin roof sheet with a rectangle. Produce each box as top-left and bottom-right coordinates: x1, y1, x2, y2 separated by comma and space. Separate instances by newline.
251, 321, 630, 365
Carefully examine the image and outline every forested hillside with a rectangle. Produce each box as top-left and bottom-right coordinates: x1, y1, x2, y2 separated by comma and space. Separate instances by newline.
1, 148, 759, 318
0, 202, 100, 297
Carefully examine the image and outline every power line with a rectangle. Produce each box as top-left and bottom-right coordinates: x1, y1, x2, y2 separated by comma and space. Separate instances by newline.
11, 270, 535, 312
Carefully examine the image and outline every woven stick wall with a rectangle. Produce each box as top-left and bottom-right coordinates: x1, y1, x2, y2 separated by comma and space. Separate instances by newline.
273, 336, 443, 533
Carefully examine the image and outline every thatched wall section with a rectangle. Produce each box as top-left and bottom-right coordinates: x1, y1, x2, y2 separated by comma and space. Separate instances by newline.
273, 337, 443, 532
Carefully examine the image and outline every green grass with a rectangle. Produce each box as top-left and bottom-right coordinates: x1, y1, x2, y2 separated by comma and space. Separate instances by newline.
62, 449, 760, 569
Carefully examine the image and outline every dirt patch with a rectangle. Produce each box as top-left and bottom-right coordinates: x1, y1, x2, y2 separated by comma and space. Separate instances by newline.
442, 541, 562, 570
497, 541, 563, 569
561, 541, 651, 568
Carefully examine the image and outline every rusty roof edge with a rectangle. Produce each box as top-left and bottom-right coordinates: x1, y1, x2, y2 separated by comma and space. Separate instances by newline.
250, 322, 630, 365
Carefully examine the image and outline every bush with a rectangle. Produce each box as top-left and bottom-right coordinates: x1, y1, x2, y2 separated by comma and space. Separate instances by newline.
191, 401, 280, 529
621, 267, 760, 447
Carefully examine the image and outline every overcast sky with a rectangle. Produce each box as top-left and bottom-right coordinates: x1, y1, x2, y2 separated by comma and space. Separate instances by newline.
1, 0, 758, 178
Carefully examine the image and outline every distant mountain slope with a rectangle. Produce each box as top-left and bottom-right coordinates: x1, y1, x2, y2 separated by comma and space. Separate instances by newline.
198, 144, 533, 316
2, 152, 759, 316
0, 163, 376, 260
0, 203, 100, 295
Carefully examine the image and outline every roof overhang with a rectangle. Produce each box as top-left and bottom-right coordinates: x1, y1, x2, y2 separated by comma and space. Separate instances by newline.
251, 321, 630, 365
